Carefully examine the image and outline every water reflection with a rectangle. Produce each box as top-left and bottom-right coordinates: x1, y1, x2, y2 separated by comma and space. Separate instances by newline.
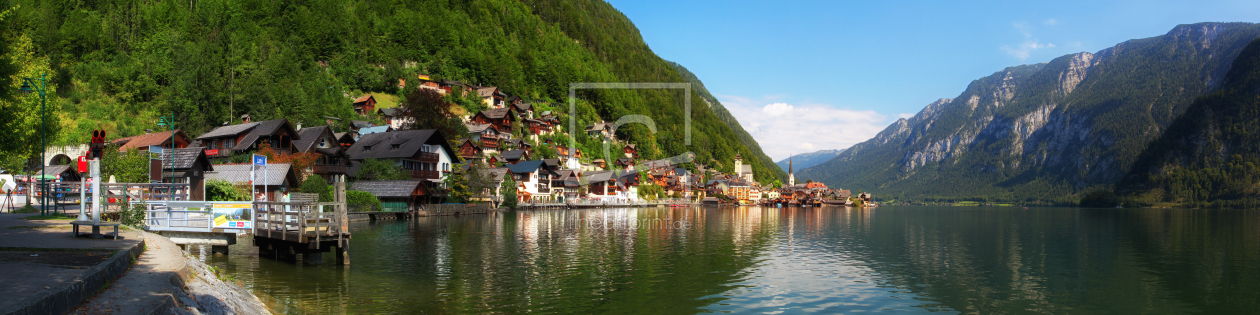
209, 206, 1260, 314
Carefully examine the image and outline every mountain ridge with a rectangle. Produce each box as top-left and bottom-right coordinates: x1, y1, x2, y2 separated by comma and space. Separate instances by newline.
798, 22, 1260, 204
776, 149, 846, 172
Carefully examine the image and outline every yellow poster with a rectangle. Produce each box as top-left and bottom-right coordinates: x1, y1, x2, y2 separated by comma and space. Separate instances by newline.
214, 215, 228, 227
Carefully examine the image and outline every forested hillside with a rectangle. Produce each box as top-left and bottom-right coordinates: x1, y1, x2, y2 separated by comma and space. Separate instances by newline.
1111, 37, 1260, 208
797, 23, 1260, 204
0, 0, 783, 182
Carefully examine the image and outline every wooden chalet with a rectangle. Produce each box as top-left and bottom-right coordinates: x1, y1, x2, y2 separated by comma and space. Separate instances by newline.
194, 119, 300, 161
501, 149, 531, 164
623, 143, 638, 159
353, 95, 377, 115
512, 101, 534, 119
294, 126, 352, 182
525, 118, 552, 135
345, 129, 459, 182
471, 108, 515, 131
477, 86, 507, 108
454, 138, 483, 160
465, 123, 503, 151
585, 122, 613, 139
351, 180, 441, 211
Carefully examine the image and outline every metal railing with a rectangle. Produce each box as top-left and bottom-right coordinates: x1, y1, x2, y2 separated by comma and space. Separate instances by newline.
411, 169, 440, 180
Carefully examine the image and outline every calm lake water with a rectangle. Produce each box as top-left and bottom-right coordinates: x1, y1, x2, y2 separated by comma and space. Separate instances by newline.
209, 206, 1260, 314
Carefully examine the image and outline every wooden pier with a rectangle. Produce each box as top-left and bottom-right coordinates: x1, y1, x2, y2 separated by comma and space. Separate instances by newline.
252, 183, 351, 265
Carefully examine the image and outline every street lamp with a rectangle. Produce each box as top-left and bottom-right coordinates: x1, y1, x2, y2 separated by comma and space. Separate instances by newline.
19, 74, 48, 216
157, 115, 176, 184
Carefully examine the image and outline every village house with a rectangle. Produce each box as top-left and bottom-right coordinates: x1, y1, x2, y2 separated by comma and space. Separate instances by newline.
454, 138, 484, 160
525, 118, 553, 136
465, 123, 503, 152
377, 108, 415, 130
512, 101, 534, 120
194, 118, 301, 162
623, 143, 638, 159
471, 108, 516, 131
346, 129, 459, 183
293, 125, 352, 183
476, 86, 507, 109
414, 74, 445, 94
506, 160, 558, 202
585, 121, 613, 140
204, 163, 298, 202
353, 95, 377, 115
733, 153, 754, 183
501, 149, 531, 164
157, 148, 214, 201
111, 130, 192, 152
441, 79, 472, 95
350, 180, 441, 211
503, 138, 531, 151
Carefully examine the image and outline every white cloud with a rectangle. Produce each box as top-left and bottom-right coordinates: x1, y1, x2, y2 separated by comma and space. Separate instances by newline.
717, 94, 895, 161
1044, 18, 1058, 26
1003, 21, 1055, 61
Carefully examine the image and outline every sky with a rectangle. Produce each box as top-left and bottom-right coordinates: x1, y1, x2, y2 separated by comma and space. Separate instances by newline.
605, 0, 1260, 162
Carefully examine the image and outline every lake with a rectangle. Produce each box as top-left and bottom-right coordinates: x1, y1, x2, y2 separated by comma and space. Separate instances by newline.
208, 206, 1260, 314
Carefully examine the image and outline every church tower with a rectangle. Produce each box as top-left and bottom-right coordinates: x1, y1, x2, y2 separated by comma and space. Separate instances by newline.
788, 155, 796, 187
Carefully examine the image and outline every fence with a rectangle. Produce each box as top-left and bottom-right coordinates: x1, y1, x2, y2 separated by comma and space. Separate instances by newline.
253, 201, 348, 244
40, 182, 190, 215
144, 200, 252, 232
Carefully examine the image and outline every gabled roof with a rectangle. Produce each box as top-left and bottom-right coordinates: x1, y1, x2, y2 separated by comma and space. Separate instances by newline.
584, 171, 615, 183
351, 180, 426, 198
483, 167, 509, 182
357, 125, 390, 138
501, 149, 528, 161
477, 108, 514, 120
196, 122, 259, 140
586, 122, 610, 132
293, 126, 337, 153
514, 102, 532, 112
352, 120, 373, 129
465, 123, 497, 134
158, 148, 213, 171
506, 160, 545, 174
231, 119, 300, 151
114, 130, 191, 152
378, 108, 402, 117
477, 87, 499, 98
674, 168, 689, 176
205, 163, 296, 186
346, 129, 457, 162
353, 95, 375, 104
36, 165, 79, 179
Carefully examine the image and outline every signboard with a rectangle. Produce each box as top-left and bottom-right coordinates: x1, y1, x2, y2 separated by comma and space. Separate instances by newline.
253, 155, 267, 165
77, 156, 87, 173
149, 145, 164, 154
204, 149, 219, 156
211, 203, 253, 229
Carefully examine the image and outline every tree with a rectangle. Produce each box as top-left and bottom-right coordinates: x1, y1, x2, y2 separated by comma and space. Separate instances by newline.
207, 179, 250, 201
0, 34, 59, 172
101, 146, 150, 183
464, 160, 495, 203
401, 88, 465, 137
445, 170, 472, 203
299, 176, 334, 202
257, 140, 320, 182
501, 175, 518, 208
355, 158, 409, 181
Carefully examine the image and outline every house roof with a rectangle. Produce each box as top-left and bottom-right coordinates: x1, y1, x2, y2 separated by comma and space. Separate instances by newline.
352, 120, 373, 129
158, 148, 213, 170
356, 125, 390, 139
196, 122, 259, 140
346, 129, 457, 161
231, 119, 299, 151
351, 180, 426, 198
506, 160, 545, 174
585, 122, 609, 132
378, 108, 401, 117
674, 168, 689, 176
501, 149, 527, 161
483, 167, 509, 182
477, 87, 499, 98
204, 163, 295, 186
465, 123, 496, 134
294, 126, 336, 153
514, 102, 532, 112
584, 171, 615, 183
114, 130, 191, 152
36, 165, 79, 178
353, 95, 375, 104
478, 108, 513, 120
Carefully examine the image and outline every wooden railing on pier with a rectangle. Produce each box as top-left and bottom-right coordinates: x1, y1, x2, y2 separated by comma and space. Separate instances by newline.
253, 201, 349, 248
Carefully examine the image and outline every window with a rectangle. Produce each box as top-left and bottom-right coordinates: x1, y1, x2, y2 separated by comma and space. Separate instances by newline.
364, 146, 372, 151
391, 144, 400, 150
209, 141, 217, 150
319, 138, 329, 148
226, 139, 235, 148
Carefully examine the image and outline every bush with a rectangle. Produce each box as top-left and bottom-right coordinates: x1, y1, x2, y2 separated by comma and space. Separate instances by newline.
299, 177, 334, 202
207, 179, 251, 201
120, 204, 147, 227
346, 190, 381, 212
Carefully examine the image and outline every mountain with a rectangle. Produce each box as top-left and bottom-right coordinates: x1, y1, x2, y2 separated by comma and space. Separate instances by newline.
797, 23, 1260, 204
1110, 37, 1260, 208
2, 0, 782, 182
776, 149, 846, 172
670, 62, 786, 181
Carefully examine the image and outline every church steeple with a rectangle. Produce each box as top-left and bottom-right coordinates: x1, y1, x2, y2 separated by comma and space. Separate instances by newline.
788, 154, 796, 187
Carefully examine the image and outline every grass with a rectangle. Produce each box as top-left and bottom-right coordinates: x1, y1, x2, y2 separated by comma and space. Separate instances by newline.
21, 214, 77, 220
365, 92, 400, 109
11, 205, 39, 213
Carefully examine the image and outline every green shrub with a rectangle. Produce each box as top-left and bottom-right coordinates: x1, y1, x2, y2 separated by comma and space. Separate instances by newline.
120, 204, 147, 227
299, 177, 334, 202
346, 190, 381, 212
207, 179, 251, 201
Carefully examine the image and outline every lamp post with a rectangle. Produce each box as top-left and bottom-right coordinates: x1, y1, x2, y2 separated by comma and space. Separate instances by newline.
18, 74, 48, 216
157, 115, 176, 184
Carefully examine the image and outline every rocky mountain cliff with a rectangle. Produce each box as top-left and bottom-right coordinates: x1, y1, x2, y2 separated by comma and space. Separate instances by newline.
798, 22, 1260, 204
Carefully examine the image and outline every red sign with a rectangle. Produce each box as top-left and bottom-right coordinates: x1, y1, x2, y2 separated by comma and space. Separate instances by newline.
205, 149, 219, 156
77, 156, 88, 173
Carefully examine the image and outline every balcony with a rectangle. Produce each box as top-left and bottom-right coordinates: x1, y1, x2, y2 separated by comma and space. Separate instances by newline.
417, 152, 439, 162
537, 183, 550, 192
479, 137, 499, 149
313, 164, 348, 174
412, 169, 440, 180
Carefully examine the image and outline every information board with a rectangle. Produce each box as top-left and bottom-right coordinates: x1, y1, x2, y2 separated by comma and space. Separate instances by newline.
211, 203, 253, 229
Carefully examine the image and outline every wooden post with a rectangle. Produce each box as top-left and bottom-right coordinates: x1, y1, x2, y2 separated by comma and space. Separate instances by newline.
335, 181, 348, 265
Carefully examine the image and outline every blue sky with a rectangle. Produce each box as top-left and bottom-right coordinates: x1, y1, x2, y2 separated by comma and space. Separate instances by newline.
606, 0, 1260, 161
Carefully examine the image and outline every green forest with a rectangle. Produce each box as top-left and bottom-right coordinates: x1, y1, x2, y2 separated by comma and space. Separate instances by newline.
1111, 37, 1260, 209
0, 0, 784, 183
